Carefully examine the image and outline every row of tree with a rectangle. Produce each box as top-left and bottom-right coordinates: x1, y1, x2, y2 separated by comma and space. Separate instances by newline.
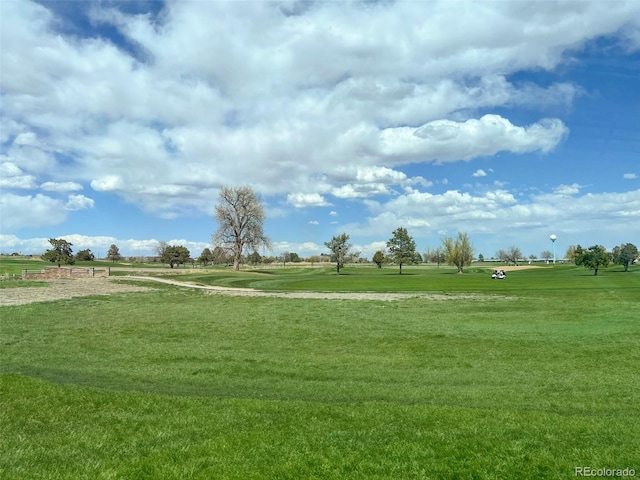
43, 235, 639, 276
324, 229, 474, 274
41, 239, 191, 269
42, 236, 639, 277
196, 248, 317, 267
40, 186, 638, 275
41, 238, 96, 266
41, 240, 140, 267
44, 237, 327, 270
569, 243, 638, 275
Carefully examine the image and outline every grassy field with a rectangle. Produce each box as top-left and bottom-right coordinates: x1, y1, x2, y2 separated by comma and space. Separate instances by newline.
1, 262, 639, 478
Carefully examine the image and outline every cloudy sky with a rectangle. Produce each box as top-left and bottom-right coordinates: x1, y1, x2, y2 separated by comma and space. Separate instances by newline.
1, 0, 639, 260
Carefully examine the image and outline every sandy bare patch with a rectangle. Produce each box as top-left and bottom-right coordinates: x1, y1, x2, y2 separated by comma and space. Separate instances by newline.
0, 278, 154, 306
492, 265, 542, 272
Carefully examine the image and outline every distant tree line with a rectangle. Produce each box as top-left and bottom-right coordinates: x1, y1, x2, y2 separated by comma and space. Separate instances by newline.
568, 242, 638, 275
39, 185, 638, 276
42, 236, 638, 276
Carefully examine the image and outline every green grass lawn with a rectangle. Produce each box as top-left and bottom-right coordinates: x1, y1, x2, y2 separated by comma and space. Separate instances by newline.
1, 265, 639, 478
167, 261, 639, 297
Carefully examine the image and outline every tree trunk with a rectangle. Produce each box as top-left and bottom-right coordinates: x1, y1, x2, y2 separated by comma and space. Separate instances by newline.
399, 263, 402, 274
233, 242, 242, 271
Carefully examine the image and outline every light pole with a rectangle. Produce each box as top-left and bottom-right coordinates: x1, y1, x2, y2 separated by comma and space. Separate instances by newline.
550, 234, 557, 264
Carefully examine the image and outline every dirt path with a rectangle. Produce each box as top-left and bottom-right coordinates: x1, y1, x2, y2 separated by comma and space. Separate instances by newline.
126, 276, 489, 301
1, 275, 502, 306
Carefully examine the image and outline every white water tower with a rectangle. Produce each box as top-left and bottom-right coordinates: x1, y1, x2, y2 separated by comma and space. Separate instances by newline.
550, 234, 557, 264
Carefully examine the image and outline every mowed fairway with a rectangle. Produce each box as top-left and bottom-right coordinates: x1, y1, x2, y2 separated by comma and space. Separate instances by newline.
1, 264, 639, 479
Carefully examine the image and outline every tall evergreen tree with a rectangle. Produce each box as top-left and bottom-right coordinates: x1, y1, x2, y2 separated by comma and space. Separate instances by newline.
387, 227, 416, 274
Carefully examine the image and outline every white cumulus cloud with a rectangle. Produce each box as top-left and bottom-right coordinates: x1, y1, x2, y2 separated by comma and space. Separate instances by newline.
0, 193, 66, 231
331, 183, 390, 199
287, 192, 331, 208
1, 0, 639, 231
379, 115, 568, 164
65, 194, 95, 211
91, 175, 123, 192
0, 161, 38, 189
40, 181, 83, 192
553, 183, 582, 195
1, 0, 618, 220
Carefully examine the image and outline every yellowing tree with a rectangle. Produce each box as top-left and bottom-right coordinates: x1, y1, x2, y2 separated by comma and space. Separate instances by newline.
372, 250, 386, 269
442, 232, 474, 273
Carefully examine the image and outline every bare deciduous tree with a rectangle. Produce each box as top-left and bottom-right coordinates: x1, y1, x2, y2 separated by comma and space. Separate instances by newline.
540, 250, 553, 262
213, 186, 271, 271
498, 246, 523, 266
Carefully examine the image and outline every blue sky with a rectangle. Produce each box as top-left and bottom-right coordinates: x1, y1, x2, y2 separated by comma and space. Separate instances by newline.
1, 0, 639, 260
